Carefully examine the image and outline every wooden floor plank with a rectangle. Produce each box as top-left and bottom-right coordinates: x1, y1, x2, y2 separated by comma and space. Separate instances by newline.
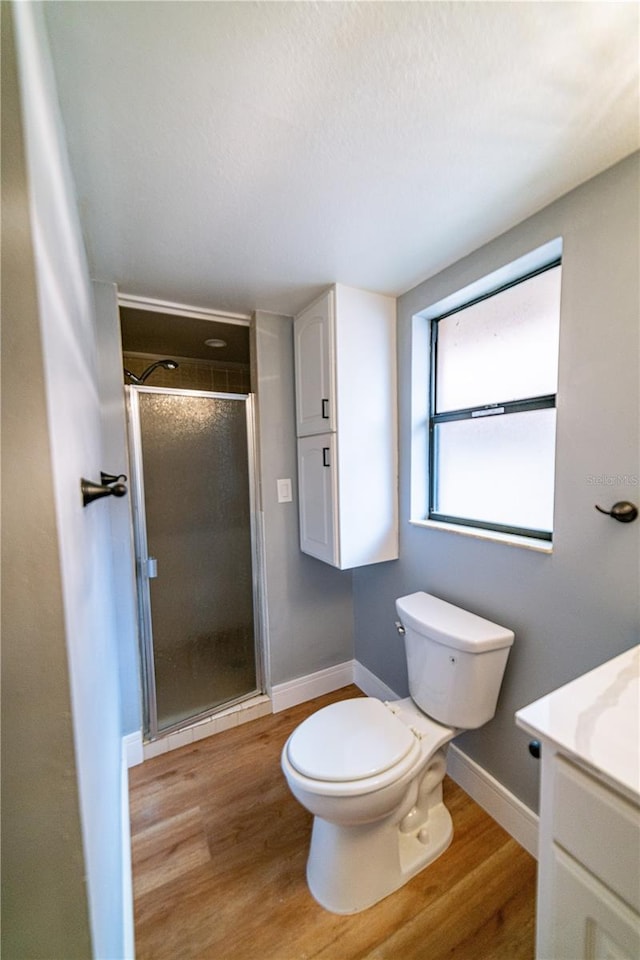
132, 807, 211, 898
130, 687, 536, 960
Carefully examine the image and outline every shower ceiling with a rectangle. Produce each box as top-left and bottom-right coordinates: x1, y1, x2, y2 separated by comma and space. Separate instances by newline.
120, 307, 250, 365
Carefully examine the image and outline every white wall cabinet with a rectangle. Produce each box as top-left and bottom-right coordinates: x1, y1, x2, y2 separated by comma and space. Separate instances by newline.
293, 284, 398, 570
294, 292, 335, 436
297, 434, 336, 564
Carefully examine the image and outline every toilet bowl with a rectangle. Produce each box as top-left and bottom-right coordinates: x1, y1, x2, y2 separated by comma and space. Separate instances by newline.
281, 591, 514, 914
282, 696, 457, 913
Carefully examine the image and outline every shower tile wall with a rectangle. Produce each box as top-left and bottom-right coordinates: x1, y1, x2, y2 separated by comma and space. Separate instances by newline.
123, 353, 251, 394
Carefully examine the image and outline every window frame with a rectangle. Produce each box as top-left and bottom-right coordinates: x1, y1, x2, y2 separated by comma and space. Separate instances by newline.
428, 258, 561, 542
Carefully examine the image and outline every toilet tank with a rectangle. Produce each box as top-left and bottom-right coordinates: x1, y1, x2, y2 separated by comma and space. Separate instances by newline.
395, 592, 514, 729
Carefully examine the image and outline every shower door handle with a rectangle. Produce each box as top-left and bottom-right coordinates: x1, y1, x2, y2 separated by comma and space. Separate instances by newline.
145, 557, 158, 579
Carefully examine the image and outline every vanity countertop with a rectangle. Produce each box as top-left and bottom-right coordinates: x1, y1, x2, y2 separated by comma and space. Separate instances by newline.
516, 644, 640, 804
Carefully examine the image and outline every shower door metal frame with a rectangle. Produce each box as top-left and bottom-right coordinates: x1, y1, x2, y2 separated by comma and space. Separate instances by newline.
126, 385, 266, 740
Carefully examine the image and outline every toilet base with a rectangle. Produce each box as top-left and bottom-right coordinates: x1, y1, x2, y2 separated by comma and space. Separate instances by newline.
306, 799, 453, 915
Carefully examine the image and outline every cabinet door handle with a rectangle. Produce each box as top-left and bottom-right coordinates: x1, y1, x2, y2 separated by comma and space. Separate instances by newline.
321, 398, 329, 419
322, 447, 330, 467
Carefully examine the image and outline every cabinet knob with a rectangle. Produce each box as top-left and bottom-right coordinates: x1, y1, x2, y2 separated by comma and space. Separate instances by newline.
529, 740, 541, 759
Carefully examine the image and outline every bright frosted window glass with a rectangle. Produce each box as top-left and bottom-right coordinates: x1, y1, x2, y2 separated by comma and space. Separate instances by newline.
434, 409, 557, 532
436, 266, 561, 412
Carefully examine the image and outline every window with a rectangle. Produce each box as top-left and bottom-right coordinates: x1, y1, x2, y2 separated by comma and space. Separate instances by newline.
426, 253, 562, 542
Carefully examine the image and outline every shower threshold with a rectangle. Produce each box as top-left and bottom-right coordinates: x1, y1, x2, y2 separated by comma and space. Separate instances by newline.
143, 693, 272, 760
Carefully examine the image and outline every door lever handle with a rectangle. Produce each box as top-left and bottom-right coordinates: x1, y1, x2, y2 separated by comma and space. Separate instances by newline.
594, 501, 638, 523
81, 475, 128, 507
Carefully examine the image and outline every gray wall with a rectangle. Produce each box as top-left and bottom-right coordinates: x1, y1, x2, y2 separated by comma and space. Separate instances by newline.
0, 4, 92, 954
253, 311, 354, 686
6, 3, 133, 955
354, 153, 640, 813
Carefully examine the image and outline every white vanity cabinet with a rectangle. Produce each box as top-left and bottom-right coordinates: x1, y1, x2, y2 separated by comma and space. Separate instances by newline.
516, 647, 640, 960
293, 284, 398, 570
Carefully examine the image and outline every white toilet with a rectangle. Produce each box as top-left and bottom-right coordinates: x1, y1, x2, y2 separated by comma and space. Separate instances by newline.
281, 591, 514, 914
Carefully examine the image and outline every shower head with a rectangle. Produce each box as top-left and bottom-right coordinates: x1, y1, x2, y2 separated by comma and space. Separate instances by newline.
124, 359, 179, 384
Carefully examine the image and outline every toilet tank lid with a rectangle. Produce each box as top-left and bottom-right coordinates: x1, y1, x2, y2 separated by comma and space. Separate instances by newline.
395, 592, 514, 653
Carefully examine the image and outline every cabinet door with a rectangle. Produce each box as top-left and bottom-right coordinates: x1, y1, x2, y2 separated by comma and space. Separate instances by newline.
294, 290, 335, 436
548, 846, 640, 960
297, 434, 336, 565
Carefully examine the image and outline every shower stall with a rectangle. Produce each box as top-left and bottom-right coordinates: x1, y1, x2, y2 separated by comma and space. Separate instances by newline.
127, 385, 263, 739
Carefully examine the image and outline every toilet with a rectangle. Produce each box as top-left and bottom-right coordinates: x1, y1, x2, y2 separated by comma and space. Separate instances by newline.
281, 591, 514, 914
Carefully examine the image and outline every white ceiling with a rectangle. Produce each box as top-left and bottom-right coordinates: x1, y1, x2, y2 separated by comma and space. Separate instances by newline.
44, 1, 639, 318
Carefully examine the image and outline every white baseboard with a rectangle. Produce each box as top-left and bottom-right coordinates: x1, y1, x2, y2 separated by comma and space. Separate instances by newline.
353, 661, 400, 701
123, 730, 144, 768
271, 660, 356, 712
447, 742, 539, 858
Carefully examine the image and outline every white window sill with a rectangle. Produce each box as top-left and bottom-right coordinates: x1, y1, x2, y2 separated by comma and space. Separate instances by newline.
410, 518, 553, 554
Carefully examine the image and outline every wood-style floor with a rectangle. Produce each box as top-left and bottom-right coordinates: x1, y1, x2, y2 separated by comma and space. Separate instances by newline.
129, 686, 536, 960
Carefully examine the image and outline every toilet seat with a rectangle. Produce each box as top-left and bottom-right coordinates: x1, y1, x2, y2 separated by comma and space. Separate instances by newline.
283, 698, 454, 798
288, 698, 417, 782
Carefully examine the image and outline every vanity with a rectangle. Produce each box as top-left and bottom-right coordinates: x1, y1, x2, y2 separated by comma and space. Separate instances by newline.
516, 645, 640, 960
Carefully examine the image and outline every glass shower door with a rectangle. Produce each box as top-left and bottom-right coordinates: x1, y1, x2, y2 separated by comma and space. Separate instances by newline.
129, 387, 260, 737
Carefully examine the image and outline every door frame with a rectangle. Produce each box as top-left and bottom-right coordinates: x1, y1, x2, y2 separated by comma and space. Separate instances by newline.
126, 384, 266, 740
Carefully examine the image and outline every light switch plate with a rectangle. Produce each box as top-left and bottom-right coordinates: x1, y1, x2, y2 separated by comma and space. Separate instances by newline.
277, 478, 293, 503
